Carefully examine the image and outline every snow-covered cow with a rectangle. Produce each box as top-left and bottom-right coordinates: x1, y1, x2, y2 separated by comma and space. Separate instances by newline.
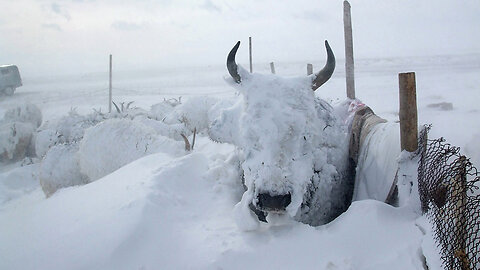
210, 41, 355, 227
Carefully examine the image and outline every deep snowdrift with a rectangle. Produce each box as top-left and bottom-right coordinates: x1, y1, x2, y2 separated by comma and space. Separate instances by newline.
2, 55, 476, 269
0, 151, 434, 270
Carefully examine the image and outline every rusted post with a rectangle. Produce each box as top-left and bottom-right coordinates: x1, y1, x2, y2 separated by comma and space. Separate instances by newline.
343, 0, 356, 99
453, 156, 471, 270
399, 72, 418, 152
307, 63, 313, 75
249, 37, 253, 73
270, 62, 276, 74
109, 54, 112, 113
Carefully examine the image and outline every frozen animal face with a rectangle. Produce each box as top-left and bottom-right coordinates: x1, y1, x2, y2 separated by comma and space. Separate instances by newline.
225, 40, 336, 217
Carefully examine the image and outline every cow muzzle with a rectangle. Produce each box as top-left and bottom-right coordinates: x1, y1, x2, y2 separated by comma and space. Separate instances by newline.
256, 192, 292, 212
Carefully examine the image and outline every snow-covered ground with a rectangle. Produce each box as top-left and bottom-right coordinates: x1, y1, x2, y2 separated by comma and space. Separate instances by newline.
1, 54, 479, 269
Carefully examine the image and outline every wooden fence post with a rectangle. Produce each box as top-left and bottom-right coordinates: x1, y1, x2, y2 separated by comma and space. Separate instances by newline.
249, 37, 253, 73
344, 0, 356, 99
453, 156, 471, 270
109, 54, 112, 113
307, 63, 313, 75
399, 72, 418, 152
270, 62, 276, 74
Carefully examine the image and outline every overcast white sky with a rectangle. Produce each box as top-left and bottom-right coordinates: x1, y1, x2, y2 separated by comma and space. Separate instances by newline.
1, 0, 479, 77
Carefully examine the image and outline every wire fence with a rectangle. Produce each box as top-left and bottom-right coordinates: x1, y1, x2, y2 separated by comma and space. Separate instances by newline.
417, 125, 480, 270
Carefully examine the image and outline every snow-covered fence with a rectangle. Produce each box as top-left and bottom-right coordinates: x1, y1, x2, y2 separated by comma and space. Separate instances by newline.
418, 126, 480, 270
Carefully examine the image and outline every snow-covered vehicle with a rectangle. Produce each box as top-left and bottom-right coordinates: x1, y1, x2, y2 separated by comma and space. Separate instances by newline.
210, 40, 356, 227
0, 65, 22, 95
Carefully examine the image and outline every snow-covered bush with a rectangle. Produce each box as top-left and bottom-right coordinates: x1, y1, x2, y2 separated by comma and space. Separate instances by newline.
35, 109, 106, 158
163, 96, 219, 133
3, 103, 42, 128
149, 97, 181, 120
78, 118, 183, 181
0, 122, 36, 162
0, 104, 41, 162
39, 143, 89, 197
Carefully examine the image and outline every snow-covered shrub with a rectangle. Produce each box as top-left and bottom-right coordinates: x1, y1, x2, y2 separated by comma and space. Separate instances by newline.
78, 118, 183, 181
149, 97, 182, 120
0, 104, 41, 162
164, 96, 219, 133
35, 109, 106, 158
3, 103, 42, 128
0, 122, 36, 162
138, 118, 187, 141
39, 143, 89, 197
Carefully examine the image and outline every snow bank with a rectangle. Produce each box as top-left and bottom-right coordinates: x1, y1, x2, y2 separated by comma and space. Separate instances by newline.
78, 118, 183, 181
0, 150, 428, 269
0, 163, 39, 204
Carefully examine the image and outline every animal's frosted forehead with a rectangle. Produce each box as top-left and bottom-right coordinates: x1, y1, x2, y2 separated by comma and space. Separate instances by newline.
236, 66, 312, 99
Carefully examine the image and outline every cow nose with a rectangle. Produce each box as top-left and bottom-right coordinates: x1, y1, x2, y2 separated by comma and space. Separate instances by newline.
257, 193, 291, 211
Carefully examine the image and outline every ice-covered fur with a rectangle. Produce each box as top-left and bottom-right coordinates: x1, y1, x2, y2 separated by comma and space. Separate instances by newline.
210, 66, 352, 226
40, 143, 89, 197
0, 122, 36, 162
0, 104, 42, 162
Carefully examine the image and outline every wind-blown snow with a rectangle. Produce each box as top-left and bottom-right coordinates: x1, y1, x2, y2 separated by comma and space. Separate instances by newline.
0, 152, 429, 270
0, 54, 476, 269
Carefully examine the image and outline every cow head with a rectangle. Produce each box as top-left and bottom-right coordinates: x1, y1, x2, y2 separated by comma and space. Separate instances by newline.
212, 40, 351, 225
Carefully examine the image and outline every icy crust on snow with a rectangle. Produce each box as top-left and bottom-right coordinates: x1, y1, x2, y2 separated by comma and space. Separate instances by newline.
212, 66, 351, 226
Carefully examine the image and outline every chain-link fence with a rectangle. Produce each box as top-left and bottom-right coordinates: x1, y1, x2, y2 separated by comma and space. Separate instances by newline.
417, 125, 480, 270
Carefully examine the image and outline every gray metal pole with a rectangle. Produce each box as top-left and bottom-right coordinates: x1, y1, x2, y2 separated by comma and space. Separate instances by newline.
109, 54, 112, 113
249, 37, 253, 73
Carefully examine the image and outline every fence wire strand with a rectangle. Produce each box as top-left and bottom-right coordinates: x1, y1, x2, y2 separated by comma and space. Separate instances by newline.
418, 125, 480, 270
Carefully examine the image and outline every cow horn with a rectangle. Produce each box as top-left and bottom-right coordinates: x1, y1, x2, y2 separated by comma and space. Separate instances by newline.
227, 41, 241, 84
312, 40, 335, 91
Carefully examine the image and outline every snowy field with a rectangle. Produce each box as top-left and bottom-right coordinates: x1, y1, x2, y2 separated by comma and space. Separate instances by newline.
1, 54, 480, 269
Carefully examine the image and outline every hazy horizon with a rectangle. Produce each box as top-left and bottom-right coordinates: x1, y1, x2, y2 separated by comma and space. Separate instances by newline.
1, 0, 479, 78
